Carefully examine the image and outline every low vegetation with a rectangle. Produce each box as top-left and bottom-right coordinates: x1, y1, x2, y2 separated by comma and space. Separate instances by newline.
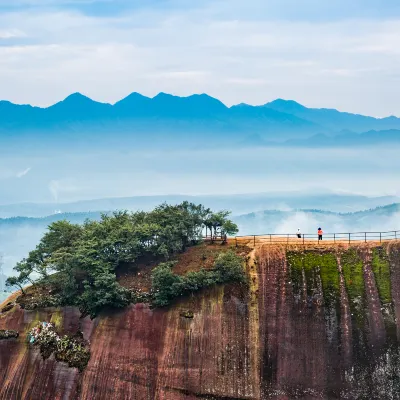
151, 250, 246, 307
1, 302, 15, 313
371, 247, 392, 304
28, 322, 90, 372
0, 330, 19, 340
6, 202, 240, 318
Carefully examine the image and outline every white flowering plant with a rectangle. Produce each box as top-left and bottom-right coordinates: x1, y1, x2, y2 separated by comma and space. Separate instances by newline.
27, 321, 90, 371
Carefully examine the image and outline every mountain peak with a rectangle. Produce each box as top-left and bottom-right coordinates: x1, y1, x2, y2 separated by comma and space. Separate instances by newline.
265, 99, 307, 110
114, 92, 151, 107
63, 92, 93, 103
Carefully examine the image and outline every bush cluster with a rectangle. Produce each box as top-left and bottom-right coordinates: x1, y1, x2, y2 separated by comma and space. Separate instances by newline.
0, 330, 19, 340
19, 294, 62, 311
151, 250, 246, 307
28, 322, 90, 372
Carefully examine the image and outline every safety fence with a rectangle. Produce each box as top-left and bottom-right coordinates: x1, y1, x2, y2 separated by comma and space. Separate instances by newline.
231, 230, 400, 246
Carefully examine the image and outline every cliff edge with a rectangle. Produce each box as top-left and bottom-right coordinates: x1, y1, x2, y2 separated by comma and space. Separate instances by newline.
1, 242, 400, 399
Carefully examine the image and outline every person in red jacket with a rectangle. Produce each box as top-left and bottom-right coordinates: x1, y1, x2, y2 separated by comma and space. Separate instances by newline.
318, 227, 323, 241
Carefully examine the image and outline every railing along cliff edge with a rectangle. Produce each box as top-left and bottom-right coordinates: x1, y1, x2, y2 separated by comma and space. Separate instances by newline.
229, 230, 400, 246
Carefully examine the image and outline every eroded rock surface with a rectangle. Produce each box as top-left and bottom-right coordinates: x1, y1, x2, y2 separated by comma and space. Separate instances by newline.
1, 242, 400, 399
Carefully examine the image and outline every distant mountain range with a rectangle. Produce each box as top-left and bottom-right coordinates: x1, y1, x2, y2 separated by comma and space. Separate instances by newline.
1, 92, 400, 148
234, 203, 400, 236
0, 191, 398, 218
1, 203, 399, 238
1, 199, 399, 276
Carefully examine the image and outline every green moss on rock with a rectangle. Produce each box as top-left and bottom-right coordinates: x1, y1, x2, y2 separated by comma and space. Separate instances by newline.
340, 249, 365, 328
372, 247, 392, 305
287, 251, 339, 311
341, 249, 364, 301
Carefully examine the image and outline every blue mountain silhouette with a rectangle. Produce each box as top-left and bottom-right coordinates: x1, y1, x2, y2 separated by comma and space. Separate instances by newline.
1, 93, 400, 147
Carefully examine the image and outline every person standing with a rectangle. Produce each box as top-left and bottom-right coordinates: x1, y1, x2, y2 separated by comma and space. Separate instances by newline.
297, 229, 302, 239
318, 227, 323, 241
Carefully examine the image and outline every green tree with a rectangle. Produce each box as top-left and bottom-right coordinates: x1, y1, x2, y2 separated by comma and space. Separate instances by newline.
79, 271, 131, 318
11, 202, 241, 317
151, 262, 184, 307
5, 273, 30, 295
204, 211, 238, 242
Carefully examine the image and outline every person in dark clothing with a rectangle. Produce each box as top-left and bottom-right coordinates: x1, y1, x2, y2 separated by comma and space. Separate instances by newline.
318, 227, 323, 241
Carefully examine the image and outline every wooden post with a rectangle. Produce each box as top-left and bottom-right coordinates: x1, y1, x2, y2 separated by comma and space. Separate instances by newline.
235, 236, 237, 248
365, 232, 366, 243
270, 234, 272, 242
348, 233, 351, 244
254, 235, 256, 246
396, 231, 397, 240
287, 234, 289, 244
380, 232, 382, 243
303, 234, 305, 245
334, 233, 336, 244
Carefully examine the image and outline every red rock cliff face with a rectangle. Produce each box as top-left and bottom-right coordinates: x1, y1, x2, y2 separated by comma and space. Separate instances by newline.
1, 243, 400, 400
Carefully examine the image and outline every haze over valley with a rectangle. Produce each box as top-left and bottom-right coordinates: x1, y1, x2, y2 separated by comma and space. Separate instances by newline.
1, 94, 400, 280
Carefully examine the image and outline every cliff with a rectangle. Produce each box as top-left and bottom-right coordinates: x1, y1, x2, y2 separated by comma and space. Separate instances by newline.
1, 242, 400, 399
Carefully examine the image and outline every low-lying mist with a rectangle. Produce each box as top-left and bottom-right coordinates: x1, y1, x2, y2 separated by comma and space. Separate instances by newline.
1, 204, 399, 277
1, 143, 400, 277
234, 208, 400, 236
1, 145, 400, 204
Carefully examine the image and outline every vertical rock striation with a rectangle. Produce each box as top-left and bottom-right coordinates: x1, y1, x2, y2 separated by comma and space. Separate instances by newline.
0, 242, 400, 399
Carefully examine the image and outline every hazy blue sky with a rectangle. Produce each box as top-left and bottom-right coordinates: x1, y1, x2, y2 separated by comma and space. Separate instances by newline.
1, 0, 400, 116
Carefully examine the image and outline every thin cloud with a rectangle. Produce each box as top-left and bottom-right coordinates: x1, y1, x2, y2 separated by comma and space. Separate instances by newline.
0, 2, 400, 115
16, 167, 31, 178
0, 29, 25, 39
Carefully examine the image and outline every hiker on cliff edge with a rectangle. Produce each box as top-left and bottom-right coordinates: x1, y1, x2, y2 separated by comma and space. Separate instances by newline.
318, 227, 323, 241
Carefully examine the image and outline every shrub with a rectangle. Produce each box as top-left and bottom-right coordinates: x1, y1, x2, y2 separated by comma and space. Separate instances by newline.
1, 303, 15, 313
27, 322, 90, 372
0, 330, 19, 340
151, 262, 184, 307
79, 272, 131, 319
19, 294, 62, 310
214, 250, 246, 283
55, 334, 91, 372
150, 251, 245, 307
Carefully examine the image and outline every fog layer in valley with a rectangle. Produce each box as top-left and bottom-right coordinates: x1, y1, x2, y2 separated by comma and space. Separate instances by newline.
1, 144, 399, 278
0, 146, 399, 204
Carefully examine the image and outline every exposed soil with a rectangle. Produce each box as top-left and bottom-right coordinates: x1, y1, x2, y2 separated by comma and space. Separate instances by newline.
116, 242, 251, 291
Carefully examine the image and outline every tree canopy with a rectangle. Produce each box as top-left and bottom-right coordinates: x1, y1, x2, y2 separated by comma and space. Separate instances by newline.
7, 202, 239, 318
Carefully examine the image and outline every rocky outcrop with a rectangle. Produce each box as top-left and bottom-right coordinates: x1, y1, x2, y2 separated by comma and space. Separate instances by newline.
1, 242, 400, 399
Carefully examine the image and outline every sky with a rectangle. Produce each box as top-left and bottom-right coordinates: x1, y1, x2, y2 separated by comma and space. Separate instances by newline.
1, 0, 400, 116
